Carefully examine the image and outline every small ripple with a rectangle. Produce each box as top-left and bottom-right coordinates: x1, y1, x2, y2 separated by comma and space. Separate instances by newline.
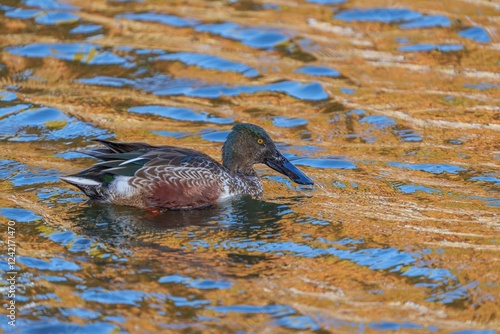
275, 315, 320, 330
168, 296, 211, 308
34, 11, 80, 25
201, 130, 230, 142
0, 106, 110, 141
335, 8, 422, 23
6, 160, 60, 186
450, 330, 496, 334
36, 275, 67, 282
370, 321, 423, 331
459, 27, 491, 43
293, 157, 356, 169
151, 130, 191, 139
272, 116, 308, 128
392, 183, 441, 195
60, 308, 100, 319
117, 11, 198, 27
80, 75, 329, 101
47, 231, 93, 252
18, 256, 81, 271
340, 87, 355, 94
70, 24, 102, 35
7, 43, 130, 66
399, 15, 451, 29
5, 8, 43, 19
294, 65, 341, 77
195, 22, 290, 49
463, 82, 500, 90
360, 115, 397, 129
23, 0, 79, 10
467, 196, 500, 207
129, 105, 234, 124
208, 304, 295, 315
389, 162, 466, 174
0, 90, 18, 102
17, 321, 121, 334
158, 274, 231, 290
80, 287, 145, 306
308, 0, 345, 4
398, 44, 464, 52
470, 175, 500, 186
393, 128, 423, 142
157, 52, 259, 77
0, 207, 41, 222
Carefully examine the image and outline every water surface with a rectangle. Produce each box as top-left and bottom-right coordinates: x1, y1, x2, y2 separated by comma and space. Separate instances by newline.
0, 0, 498, 332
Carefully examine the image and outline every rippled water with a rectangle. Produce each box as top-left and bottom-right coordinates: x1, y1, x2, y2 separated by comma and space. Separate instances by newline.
0, 0, 499, 332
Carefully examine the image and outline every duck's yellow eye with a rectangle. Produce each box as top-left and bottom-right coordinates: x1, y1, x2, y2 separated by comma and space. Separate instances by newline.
257, 138, 264, 145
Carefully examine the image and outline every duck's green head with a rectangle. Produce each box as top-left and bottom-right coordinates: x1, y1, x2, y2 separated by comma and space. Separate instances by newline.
222, 123, 314, 185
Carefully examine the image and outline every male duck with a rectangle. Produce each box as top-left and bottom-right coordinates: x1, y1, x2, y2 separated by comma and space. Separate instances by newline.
61, 123, 313, 210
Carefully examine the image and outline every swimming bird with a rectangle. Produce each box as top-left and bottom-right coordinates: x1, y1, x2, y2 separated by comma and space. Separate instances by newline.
61, 123, 313, 210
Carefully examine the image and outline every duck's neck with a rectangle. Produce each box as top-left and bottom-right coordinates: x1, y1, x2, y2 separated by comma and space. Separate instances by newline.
222, 142, 256, 176
222, 157, 257, 176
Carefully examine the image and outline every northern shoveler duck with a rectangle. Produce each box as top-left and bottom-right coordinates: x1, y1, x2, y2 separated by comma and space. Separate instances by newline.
61, 123, 313, 210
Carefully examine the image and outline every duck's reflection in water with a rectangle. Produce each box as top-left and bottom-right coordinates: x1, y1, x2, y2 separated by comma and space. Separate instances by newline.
67, 195, 307, 247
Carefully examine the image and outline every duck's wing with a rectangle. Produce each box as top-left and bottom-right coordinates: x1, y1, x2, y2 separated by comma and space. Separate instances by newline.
73, 142, 220, 180
132, 150, 225, 209
94, 139, 156, 154
113, 146, 224, 209
62, 141, 225, 208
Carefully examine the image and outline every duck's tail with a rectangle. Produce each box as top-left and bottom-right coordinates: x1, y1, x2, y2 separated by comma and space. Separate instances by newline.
60, 176, 107, 201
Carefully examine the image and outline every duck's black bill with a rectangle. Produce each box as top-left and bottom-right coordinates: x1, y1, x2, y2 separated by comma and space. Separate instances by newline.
265, 154, 314, 185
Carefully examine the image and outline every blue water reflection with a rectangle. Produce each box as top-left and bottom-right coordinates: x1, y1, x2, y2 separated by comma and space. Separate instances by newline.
0, 0, 497, 332
15, 322, 121, 334
18, 256, 81, 271
0, 207, 41, 222
158, 274, 231, 289
23, 0, 79, 10
399, 44, 464, 52
272, 116, 308, 128
129, 105, 234, 124
157, 52, 259, 77
201, 130, 231, 142
463, 82, 500, 90
308, 0, 345, 4
117, 11, 198, 27
117, 13, 290, 50
294, 65, 341, 77
392, 183, 441, 195
5, 8, 43, 19
70, 24, 102, 34
79, 75, 329, 101
34, 11, 80, 25
0, 105, 109, 141
335, 8, 422, 23
275, 315, 320, 330
360, 115, 396, 129
399, 15, 451, 29
459, 27, 491, 43
0, 159, 59, 186
393, 128, 422, 142
7, 43, 130, 66
470, 175, 500, 186
190, 237, 461, 302
80, 288, 146, 305
389, 162, 466, 174
293, 157, 356, 169
195, 22, 289, 49
0, 91, 18, 102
